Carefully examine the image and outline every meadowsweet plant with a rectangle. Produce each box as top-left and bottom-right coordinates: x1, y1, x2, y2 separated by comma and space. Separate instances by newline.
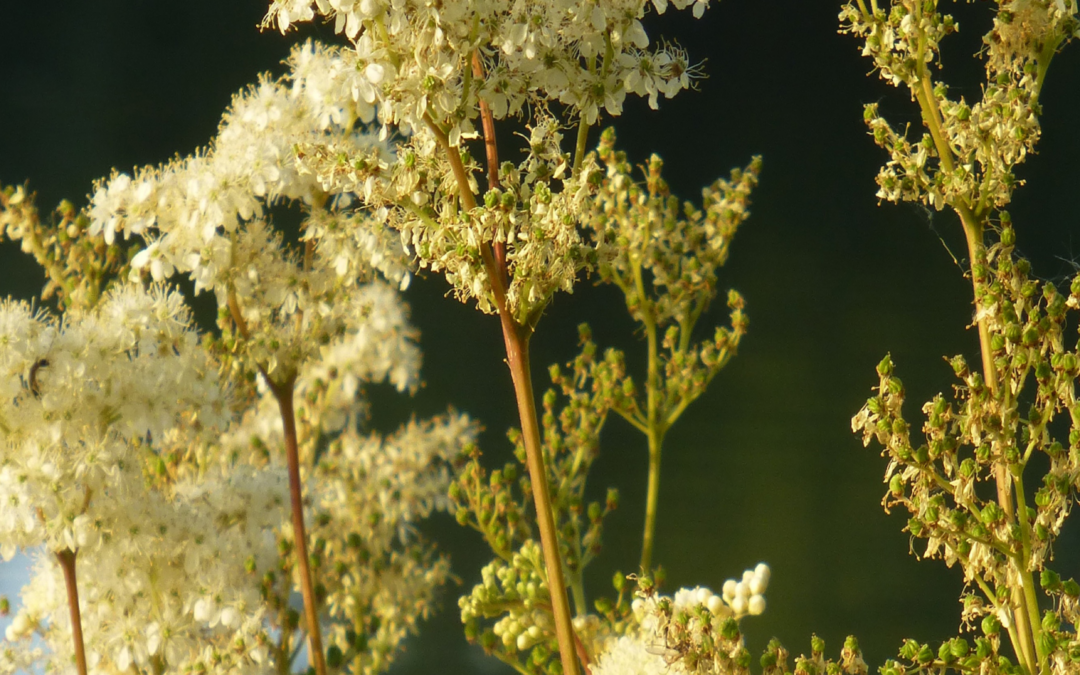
842, 0, 1080, 673
0, 41, 476, 674
2, 0, 800, 673
256, 1, 775, 674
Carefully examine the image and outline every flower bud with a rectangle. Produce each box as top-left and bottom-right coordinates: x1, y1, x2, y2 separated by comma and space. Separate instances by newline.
1062, 579, 1080, 597
938, 642, 955, 663
748, 594, 766, 616
731, 595, 747, 615
917, 644, 934, 664
326, 646, 344, 668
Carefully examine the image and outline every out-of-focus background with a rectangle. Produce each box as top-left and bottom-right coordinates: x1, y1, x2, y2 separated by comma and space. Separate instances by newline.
1, 2, 1078, 673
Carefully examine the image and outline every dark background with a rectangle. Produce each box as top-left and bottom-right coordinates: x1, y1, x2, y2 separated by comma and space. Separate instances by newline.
1, 2, 1078, 673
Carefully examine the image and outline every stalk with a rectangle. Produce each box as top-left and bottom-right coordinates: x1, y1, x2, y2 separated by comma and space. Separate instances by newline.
56, 548, 88, 675
426, 116, 582, 675
911, 63, 1040, 672
632, 234, 664, 574
640, 429, 663, 574
269, 380, 327, 675
226, 289, 326, 675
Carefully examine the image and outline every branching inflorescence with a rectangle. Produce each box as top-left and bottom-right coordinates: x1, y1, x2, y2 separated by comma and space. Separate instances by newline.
844, 1, 1080, 673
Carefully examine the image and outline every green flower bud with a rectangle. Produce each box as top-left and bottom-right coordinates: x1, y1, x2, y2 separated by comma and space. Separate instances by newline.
761, 650, 778, 668
889, 475, 904, 496
606, 488, 619, 511
975, 638, 993, 658
1042, 610, 1061, 633
736, 648, 752, 668
982, 615, 1001, 636
326, 646, 344, 668
899, 640, 920, 661
917, 644, 935, 664
613, 571, 625, 593
1062, 579, 1080, 597
981, 502, 1003, 524
720, 617, 740, 640
877, 355, 894, 377
950, 638, 969, 658
1041, 569, 1062, 591
1038, 633, 1057, 657
960, 458, 976, 477
811, 635, 825, 655
938, 642, 955, 663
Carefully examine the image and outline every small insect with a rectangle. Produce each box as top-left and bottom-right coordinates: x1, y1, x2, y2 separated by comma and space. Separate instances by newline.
645, 643, 681, 663
28, 359, 49, 398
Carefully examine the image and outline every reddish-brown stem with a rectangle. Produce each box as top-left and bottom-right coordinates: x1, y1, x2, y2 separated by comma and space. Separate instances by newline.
427, 115, 581, 675
471, 53, 501, 193
573, 629, 592, 674
56, 549, 87, 675
471, 52, 507, 278
498, 310, 581, 675
270, 380, 327, 675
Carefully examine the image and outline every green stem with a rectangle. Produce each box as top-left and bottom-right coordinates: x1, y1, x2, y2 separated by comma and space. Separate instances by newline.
910, 61, 1042, 672
639, 427, 663, 573
572, 120, 591, 177
1013, 471, 1046, 672
570, 573, 587, 617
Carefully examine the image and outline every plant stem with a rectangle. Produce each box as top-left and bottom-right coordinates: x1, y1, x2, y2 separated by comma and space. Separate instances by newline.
270, 380, 327, 675
500, 320, 582, 675
633, 249, 665, 574
56, 549, 87, 675
573, 120, 591, 177
427, 116, 581, 675
470, 53, 507, 274
640, 427, 663, 573
912, 69, 1041, 673
1013, 471, 1046, 672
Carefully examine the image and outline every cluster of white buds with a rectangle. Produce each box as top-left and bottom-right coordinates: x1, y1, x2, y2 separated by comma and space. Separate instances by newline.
720, 562, 770, 617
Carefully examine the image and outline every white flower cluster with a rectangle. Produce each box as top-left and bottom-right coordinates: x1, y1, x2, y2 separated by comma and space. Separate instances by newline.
265, 0, 709, 133
0, 285, 225, 558
6, 469, 289, 675
3, 119, 475, 675
87, 40, 406, 305
255, 0, 716, 321
593, 565, 771, 675
592, 635, 683, 675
